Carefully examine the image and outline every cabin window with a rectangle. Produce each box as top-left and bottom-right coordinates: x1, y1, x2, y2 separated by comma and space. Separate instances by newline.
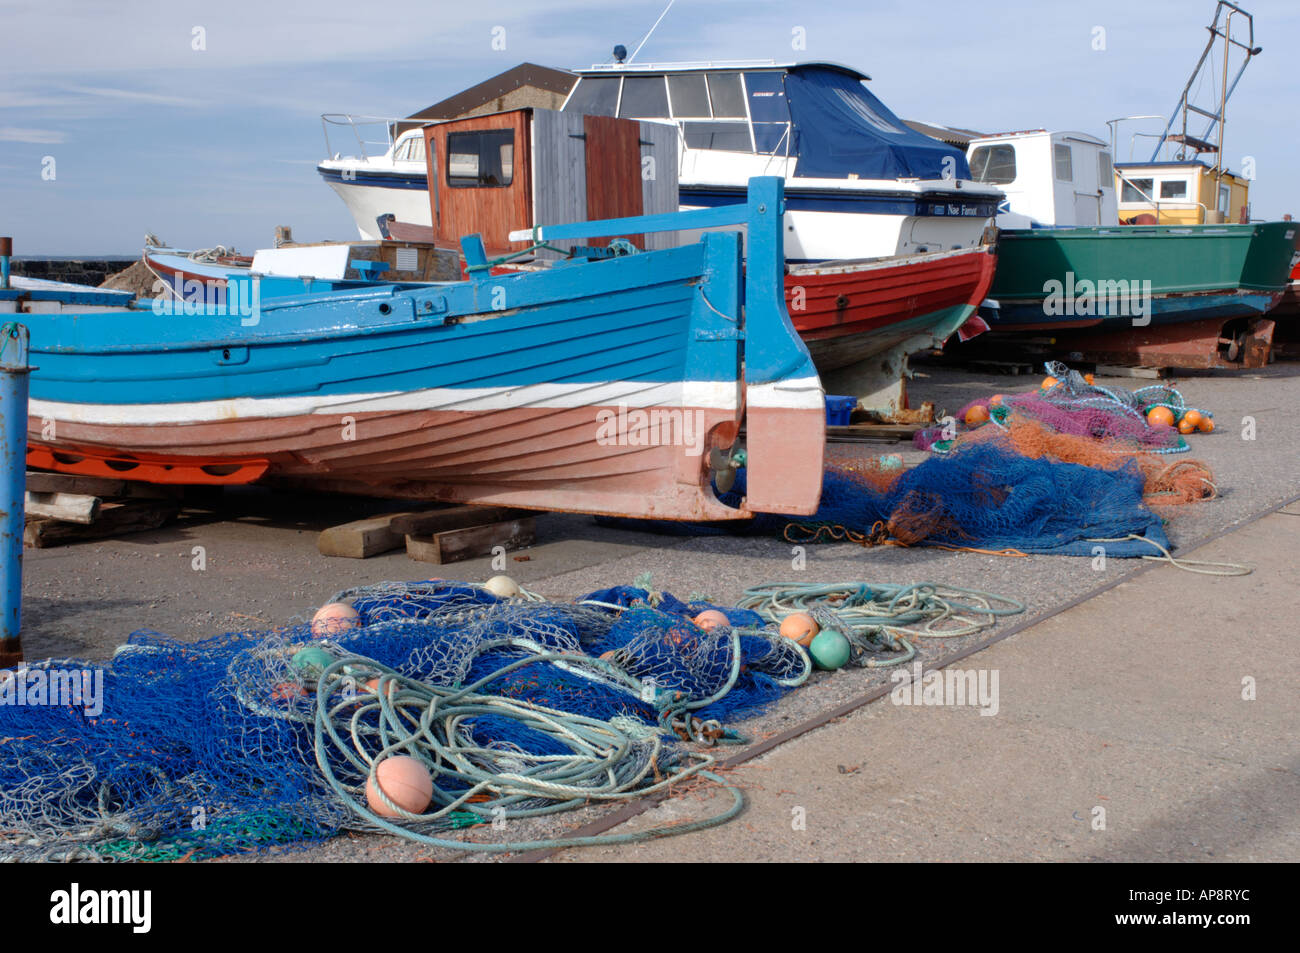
565, 77, 619, 116
1053, 144, 1073, 182
682, 121, 752, 152
831, 86, 904, 135
1098, 151, 1113, 187
706, 73, 747, 117
446, 129, 514, 188
394, 136, 426, 163
619, 76, 670, 118
1218, 185, 1231, 214
667, 74, 710, 117
1120, 177, 1154, 202
968, 145, 1016, 184
1159, 179, 1188, 199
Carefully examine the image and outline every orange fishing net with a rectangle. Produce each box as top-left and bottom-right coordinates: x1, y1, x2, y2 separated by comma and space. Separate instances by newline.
959, 415, 1215, 507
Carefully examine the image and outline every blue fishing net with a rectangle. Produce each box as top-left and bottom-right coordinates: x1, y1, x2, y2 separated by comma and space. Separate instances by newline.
600, 442, 1170, 557
0, 580, 808, 862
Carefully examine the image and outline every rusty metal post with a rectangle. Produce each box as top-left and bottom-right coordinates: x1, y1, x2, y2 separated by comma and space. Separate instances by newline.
0, 236, 12, 290
0, 320, 30, 667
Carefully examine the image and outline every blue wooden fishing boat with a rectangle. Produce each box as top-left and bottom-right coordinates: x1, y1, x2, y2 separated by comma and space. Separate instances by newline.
8, 178, 824, 519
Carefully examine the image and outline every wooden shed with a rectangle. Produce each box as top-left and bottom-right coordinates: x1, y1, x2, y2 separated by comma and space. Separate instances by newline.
419, 108, 679, 256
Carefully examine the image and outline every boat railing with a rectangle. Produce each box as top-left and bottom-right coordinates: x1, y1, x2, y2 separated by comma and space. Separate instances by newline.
580, 59, 778, 72
1115, 169, 1165, 221
320, 113, 405, 161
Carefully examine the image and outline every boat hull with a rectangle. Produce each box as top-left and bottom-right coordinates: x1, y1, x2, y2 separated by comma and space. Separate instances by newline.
317, 165, 432, 241
986, 222, 1297, 330
786, 245, 997, 371
29, 400, 749, 517
681, 184, 998, 260
965, 222, 1298, 368
17, 178, 826, 519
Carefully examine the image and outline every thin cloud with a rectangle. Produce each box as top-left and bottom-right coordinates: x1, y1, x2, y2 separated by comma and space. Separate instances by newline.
64, 85, 199, 106
0, 126, 67, 144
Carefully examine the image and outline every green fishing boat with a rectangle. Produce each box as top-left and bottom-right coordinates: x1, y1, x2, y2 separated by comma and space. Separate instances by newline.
987, 222, 1297, 331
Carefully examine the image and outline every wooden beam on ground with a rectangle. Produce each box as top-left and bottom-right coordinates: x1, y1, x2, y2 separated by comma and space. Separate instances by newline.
405, 517, 536, 565
25, 491, 100, 525
389, 505, 538, 538
1093, 364, 1168, 379
316, 506, 460, 558
825, 423, 921, 443
23, 499, 181, 548
25, 471, 182, 499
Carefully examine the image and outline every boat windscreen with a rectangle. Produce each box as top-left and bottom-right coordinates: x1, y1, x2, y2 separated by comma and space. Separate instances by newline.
567, 76, 619, 117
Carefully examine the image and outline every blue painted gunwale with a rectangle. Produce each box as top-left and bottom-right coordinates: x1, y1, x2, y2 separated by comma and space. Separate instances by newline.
0, 285, 135, 307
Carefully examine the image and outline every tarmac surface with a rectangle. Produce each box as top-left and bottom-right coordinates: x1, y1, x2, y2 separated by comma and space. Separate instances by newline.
17, 361, 1300, 863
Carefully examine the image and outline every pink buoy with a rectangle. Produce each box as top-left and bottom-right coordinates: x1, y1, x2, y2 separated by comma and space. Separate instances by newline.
365, 755, 434, 817
693, 610, 730, 631
311, 602, 360, 637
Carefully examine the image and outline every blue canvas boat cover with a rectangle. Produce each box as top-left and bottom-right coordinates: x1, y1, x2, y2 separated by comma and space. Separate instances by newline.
781, 65, 970, 180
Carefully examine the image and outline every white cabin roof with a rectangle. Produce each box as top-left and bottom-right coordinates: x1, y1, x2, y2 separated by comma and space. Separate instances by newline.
970, 129, 1106, 147
573, 60, 871, 81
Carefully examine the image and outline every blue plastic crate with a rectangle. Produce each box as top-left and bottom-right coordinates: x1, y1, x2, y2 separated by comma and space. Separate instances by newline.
824, 394, 857, 426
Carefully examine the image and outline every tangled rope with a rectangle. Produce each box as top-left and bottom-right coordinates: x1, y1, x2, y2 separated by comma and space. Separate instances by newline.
737, 582, 1025, 668
306, 653, 743, 852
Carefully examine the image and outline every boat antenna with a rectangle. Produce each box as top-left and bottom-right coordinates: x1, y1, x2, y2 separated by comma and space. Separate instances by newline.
627, 0, 675, 63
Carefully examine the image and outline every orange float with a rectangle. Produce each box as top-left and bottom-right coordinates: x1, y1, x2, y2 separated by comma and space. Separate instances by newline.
778, 613, 819, 647
1146, 406, 1176, 428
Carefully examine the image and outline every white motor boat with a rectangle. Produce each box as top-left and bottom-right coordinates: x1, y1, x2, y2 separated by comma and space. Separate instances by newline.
560, 60, 1001, 260
316, 115, 434, 239
318, 61, 1002, 258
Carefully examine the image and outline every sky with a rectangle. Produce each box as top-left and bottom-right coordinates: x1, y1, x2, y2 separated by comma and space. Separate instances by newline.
2, 0, 1298, 255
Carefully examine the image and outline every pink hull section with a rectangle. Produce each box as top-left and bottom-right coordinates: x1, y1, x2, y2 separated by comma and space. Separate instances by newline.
28, 401, 826, 520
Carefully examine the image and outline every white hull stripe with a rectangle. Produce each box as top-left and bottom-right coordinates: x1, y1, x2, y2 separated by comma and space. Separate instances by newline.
30, 380, 773, 427
746, 377, 826, 411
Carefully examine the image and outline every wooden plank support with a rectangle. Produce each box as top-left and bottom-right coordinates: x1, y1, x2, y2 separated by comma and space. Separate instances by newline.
317, 508, 447, 558
1093, 364, 1169, 379
25, 490, 100, 525
825, 423, 921, 443
405, 517, 536, 565
26, 471, 182, 499
390, 505, 538, 538
24, 499, 181, 548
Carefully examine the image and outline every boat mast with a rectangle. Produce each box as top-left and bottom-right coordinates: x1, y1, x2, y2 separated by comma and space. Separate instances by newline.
1149, 1, 1261, 166
627, 0, 676, 63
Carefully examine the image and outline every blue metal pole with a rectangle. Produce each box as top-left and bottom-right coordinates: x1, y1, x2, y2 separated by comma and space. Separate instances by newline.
1, 321, 30, 660
0, 236, 11, 290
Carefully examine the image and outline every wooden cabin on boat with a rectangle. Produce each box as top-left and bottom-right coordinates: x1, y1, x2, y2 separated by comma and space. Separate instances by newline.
384, 107, 679, 257
1112, 160, 1250, 225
